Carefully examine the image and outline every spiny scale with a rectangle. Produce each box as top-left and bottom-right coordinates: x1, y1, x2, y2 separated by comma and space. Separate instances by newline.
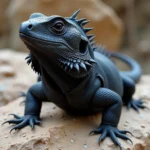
85, 61, 92, 66
25, 54, 31, 65
84, 28, 93, 33
93, 47, 98, 51
89, 36, 95, 42
77, 18, 87, 25
71, 9, 81, 19
67, 62, 70, 66
80, 62, 87, 71
81, 20, 90, 26
25, 54, 30, 60
58, 57, 95, 73
89, 59, 96, 63
91, 41, 96, 46
70, 63, 73, 69
74, 63, 80, 72
70, 10, 95, 49
96, 45, 111, 58
87, 34, 95, 39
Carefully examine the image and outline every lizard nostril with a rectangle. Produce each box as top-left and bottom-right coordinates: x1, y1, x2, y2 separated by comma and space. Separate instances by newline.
28, 24, 33, 30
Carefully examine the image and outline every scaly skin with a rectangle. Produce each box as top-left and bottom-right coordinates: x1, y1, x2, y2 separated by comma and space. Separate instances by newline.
3, 10, 146, 150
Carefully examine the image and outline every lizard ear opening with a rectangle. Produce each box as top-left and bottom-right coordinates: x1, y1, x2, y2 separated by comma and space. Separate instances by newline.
79, 37, 88, 54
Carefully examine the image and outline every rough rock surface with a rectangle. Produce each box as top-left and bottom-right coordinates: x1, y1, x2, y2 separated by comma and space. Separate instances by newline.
0, 50, 36, 106
7, 0, 123, 51
0, 75, 150, 150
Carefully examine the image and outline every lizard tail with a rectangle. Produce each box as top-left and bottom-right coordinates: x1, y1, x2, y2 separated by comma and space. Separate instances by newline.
110, 52, 142, 83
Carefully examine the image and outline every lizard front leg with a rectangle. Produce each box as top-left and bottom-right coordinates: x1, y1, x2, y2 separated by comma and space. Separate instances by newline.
90, 88, 132, 150
3, 81, 47, 132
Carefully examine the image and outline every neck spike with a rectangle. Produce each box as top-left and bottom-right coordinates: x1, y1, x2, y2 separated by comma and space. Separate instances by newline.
77, 18, 87, 25
93, 46, 98, 51
81, 20, 90, 26
71, 9, 81, 19
91, 41, 96, 46
89, 36, 95, 42
87, 34, 95, 39
84, 28, 93, 33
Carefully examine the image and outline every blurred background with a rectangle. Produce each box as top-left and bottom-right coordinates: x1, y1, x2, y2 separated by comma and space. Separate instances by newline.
0, 0, 149, 73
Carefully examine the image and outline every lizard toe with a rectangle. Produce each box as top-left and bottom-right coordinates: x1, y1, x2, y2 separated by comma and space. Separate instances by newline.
98, 130, 107, 145
119, 130, 133, 136
29, 118, 35, 130
10, 119, 29, 133
2, 119, 23, 125
9, 114, 22, 119
126, 99, 147, 112
131, 99, 147, 112
89, 128, 102, 135
35, 120, 42, 126
115, 131, 133, 144
3, 114, 41, 133
89, 124, 132, 150
109, 130, 122, 150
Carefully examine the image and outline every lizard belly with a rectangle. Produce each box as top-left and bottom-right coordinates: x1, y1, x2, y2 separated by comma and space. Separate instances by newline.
43, 75, 101, 110
65, 72, 101, 110
42, 76, 70, 110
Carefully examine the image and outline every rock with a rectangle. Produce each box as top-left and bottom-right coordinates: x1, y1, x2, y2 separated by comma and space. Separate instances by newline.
0, 75, 150, 150
0, 50, 36, 106
102, 0, 123, 11
0, 0, 10, 32
0, 66, 15, 77
7, 0, 123, 51
0, 0, 10, 48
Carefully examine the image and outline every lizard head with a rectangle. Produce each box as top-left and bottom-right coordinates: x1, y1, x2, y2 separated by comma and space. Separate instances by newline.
19, 10, 96, 78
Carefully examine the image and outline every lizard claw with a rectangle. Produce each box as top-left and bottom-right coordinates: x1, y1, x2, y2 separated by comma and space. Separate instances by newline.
2, 114, 41, 133
127, 99, 148, 112
2, 119, 23, 126
89, 124, 133, 150
89, 128, 102, 135
9, 114, 22, 119
119, 130, 133, 136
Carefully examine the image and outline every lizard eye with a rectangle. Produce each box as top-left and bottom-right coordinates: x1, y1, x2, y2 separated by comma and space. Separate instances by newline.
52, 21, 64, 32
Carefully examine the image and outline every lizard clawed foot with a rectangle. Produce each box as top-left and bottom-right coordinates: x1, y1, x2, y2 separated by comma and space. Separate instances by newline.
2, 114, 41, 133
89, 124, 133, 150
127, 99, 148, 112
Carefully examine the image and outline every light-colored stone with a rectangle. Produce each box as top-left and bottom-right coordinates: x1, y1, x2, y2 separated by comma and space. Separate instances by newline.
0, 75, 150, 150
0, 0, 10, 48
0, 66, 15, 77
7, 0, 123, 51
0, 49, 36, 106
0, 0, 9, 32
102, 0, 123, 11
